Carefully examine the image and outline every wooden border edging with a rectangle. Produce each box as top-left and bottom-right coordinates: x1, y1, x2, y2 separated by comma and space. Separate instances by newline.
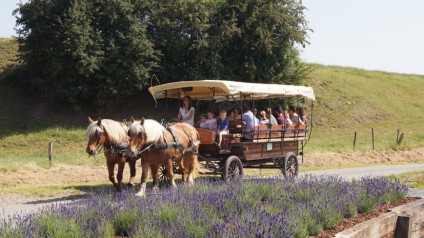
334, 199, 424, 238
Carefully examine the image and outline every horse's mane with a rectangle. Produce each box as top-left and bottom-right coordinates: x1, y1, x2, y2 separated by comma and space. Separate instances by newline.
128, 119, 165, 144
86, 119, 128, 144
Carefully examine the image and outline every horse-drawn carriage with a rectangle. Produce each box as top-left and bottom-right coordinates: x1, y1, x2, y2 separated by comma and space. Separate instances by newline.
148, 80, 315, 182
86, 80, 315, 195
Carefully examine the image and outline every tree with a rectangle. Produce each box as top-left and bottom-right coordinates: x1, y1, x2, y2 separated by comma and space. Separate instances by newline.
211, 0, 310, 84
14, 0, 159, 105
13, 0, 310, 106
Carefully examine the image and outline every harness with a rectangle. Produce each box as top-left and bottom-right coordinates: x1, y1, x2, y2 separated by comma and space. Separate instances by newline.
104, 142, 129, 157
138, 125, 200, 155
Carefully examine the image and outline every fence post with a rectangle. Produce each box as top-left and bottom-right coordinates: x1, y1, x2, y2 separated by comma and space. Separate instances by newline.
397, 133, 404, 145
353, 131, 357, 151
372, 128, 375, 150
397, 129, 400, 142
48, 142, 53, 165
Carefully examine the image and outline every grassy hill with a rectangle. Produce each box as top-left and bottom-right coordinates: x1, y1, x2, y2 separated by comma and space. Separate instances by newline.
307, 65, 424, 152
1, 38, 424, 171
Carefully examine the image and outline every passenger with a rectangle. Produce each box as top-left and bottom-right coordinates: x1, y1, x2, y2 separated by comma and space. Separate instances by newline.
259, 110, 269, 125
177, 96, 195, 125
276, 102, 284, 112
252, 107, 262, 125
266, 108, 278, 126
198, 114, 207, 128
241, 105, 256, 139
297, 106, 308, 125
288, 105, 299, 124
216, 110, 229, 146
227, 108, 241, 122
275, 109, 286, 126
204, 110, 217, 131
284, 111, 293, 126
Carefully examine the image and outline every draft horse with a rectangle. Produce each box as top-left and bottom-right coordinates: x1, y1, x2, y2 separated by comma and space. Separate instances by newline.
128, 118, 200, 197
85, 117, 136, 192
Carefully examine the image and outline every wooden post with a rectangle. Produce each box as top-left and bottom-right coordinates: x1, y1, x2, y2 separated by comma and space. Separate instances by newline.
395, 215, 412, 238
397, 129, 400, 142
48, 142, 53, 165
353, 131, 357, 151
397, 133, 404, 145
372, 128, 375, 150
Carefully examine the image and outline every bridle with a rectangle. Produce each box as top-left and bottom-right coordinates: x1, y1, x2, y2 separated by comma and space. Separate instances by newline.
90, 128, 105, 155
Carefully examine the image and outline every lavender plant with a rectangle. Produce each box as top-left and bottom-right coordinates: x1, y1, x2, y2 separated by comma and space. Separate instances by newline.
0, 175, 408, 238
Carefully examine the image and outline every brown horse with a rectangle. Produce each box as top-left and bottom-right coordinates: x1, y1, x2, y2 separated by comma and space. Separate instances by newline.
85, 117, 136, 192
128, 118, 200, 197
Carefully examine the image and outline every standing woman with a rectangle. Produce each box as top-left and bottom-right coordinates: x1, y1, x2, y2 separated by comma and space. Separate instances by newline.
177, 96, 195, 125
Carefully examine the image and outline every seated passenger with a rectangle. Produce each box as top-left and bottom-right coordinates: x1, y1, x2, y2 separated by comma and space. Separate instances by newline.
176, 96, 195, 125
285, 111, 293, 126
259, 110, 269, 125
288, 105, 299, 124
216, 110, 229, 146
275, 109, 286, 126
266, 108, 278, 126
297, 106, 307, 125
198, 114, 207, 128
242, 105, 256, 140
205, 110, 217, 131
227, 108, 241, 122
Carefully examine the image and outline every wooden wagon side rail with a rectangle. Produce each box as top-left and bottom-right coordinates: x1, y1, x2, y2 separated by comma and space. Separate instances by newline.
252, 124, 308, 142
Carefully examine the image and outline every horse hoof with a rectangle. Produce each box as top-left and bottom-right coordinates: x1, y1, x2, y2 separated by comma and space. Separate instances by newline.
185, 179, 194, 185
127, 183, 135, 189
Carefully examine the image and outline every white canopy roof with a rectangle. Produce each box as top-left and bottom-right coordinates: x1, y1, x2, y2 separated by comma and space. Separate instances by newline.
149, 80, 315, 102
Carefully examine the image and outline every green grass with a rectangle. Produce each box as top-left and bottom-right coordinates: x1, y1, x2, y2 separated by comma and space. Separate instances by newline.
387, 170, 424, 188
306, 64, 424, 153
0, 38, 424, 171
0, 38, 18, 72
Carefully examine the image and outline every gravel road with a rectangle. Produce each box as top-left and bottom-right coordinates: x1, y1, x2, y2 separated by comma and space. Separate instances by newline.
300, 164, 424, 198
1, 164, 424, 220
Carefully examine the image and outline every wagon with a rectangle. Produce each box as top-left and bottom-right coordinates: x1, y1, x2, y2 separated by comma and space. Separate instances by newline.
149, 80, 315, 182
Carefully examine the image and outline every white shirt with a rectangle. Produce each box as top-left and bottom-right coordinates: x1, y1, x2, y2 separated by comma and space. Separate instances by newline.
179, 107, 195, 125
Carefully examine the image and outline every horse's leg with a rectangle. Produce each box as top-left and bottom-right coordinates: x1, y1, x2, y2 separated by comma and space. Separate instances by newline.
151, 164, 159, 192
166, 159, 177, 188
183, 154, 195, 185
177, 158, 187, 182
128, 159, 136, 188
106, 158, 118, 189
116, 157, 126, 192
136, 161, 149, 197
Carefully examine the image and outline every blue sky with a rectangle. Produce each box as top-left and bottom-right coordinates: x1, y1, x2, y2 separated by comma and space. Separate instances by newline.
1, 0, 423, 75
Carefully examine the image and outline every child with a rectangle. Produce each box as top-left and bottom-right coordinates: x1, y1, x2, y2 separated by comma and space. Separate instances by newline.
216, 109, 229, 147
205, 110, 217, 131
198, 114, 207, 128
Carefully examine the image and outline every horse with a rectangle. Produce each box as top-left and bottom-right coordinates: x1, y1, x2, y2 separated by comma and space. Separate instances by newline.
127, 118, 200, 197
85, 117, 137, 192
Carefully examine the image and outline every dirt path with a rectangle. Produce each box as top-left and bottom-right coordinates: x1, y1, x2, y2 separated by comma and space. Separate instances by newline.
2, 147, 423, 188
1, 147, 423, 220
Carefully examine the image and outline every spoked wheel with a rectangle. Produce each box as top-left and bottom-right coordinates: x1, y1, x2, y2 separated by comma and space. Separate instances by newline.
281, 153, 299, 178
223, 156, 244, 182
158, 165, 169, 187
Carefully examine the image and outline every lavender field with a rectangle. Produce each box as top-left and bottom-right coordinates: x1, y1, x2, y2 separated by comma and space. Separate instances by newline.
1, 175, 407, 238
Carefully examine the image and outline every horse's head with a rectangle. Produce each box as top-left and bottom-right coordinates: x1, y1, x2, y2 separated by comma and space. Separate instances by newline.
127, 117, 147, 157
86, 117, 109, 156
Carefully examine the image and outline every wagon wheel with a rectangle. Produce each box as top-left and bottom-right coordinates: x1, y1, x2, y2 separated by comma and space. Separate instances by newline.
158, 165, 170, 187
281, 153, 299, 178
223, 156, 244, 182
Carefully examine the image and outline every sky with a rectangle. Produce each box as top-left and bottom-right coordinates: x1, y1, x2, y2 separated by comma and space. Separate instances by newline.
1, 0, 423, 75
